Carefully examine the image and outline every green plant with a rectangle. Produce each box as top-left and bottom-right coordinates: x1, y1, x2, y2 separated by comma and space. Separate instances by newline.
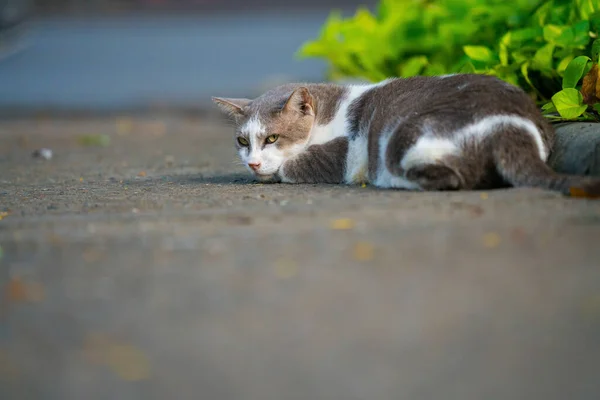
299, 0, 600, 121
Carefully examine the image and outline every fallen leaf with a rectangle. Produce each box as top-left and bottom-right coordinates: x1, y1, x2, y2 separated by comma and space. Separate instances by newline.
5, 278, 45, 303
0, 212, 8, 221
510, 227, 527, 242
77, 134, 111, 147
330, 218, 355, 230
353, 242, 374, 261
483, 232, 501, 248
6, 278, 27, 302
581, 63, 599, 105
137, 171, 147, 177
79, 177, 84, 182
480, 192, 489, 200
569, 187, 600, 199
82, 333, 151, 381
83, 247, 103, 263
116, 118, 134, 135
106, 344, 151, 381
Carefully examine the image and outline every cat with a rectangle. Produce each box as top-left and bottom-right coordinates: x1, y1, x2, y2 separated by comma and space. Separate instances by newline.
212, 74, 600, 195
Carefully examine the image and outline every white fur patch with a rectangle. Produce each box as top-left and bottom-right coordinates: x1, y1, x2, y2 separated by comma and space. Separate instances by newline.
399, 114, 547, 173
344, 135, 368, 184
373, 122, 421, 190
240, 114, 266, 137
400, 136, 459, 171
309, 83, 384, 145
457, 115, 547, 160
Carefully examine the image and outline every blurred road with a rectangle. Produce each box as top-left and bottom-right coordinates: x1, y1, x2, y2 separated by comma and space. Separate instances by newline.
0, 13, 333, 111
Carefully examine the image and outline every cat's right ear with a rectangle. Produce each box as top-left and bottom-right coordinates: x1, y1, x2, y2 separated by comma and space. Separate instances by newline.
211, 97, 251, 120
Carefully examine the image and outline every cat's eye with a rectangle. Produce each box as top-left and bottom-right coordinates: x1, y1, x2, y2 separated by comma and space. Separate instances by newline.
265, 134, 279, 144
237, 137, 249, 146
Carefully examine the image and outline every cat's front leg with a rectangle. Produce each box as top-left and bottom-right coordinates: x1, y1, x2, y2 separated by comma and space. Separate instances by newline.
277, 136, 349, 184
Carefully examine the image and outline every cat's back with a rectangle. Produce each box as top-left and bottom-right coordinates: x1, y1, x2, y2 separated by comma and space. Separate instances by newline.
373, 74, 536, 116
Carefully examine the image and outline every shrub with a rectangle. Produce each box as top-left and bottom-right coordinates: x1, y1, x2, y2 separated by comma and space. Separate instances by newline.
298, 0, 600, 121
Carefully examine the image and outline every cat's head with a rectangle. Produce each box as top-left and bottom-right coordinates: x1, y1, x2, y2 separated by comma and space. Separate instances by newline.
212, 86, 316, 180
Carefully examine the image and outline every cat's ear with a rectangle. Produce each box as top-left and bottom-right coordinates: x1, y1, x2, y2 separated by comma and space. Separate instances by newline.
282, 87, 314, 116
212, 97, 251, 119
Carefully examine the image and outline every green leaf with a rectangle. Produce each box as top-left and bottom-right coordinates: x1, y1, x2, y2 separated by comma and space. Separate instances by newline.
542, 101, 557, 113
562, 56, 591, 89
509, 27, 542, 44
521, 62, 534, 89
551, 88, 588, 119
400, 56, 428, 77
423, 63, 447, 76
459, 61, 476, 74
463, 46, 497, 64
592, 39, 600, 62
579, 0, 599, 20
543, 25, 575, 48
532, 43, 555, 72
557, 55, 575, 75
543, 25, 565, 42
572, 20, 591, 47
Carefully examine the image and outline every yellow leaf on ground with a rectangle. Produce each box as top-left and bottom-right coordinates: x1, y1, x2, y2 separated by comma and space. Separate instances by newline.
480, 192, 489, 200
106, 344, 151, 381
82, 333, 151, 381
116, 118, 134, 135
330, 218, 355, 230
483, 232, 501, 248
353, 242, 374, 261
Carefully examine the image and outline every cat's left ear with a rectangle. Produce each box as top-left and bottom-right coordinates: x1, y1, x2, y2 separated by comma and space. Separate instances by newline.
282, 87, 314, 116
212, 97, 251, 119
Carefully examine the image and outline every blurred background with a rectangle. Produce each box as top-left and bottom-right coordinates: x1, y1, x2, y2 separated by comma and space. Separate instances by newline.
0, 0, 376, 113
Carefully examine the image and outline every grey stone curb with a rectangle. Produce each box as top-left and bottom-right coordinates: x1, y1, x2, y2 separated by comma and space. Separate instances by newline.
549, 122, 600, 177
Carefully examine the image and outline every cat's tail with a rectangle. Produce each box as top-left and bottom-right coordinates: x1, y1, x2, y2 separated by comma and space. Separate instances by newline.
494, 150, 600, 197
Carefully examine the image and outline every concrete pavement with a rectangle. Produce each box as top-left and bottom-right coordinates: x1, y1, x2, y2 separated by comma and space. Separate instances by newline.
1, 115, 600, 399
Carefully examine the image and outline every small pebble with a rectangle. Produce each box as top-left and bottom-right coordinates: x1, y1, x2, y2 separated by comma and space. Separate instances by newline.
32, 148, 53, 160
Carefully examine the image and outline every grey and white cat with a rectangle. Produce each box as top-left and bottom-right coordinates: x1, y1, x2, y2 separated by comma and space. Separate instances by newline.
213, 74, 600, 195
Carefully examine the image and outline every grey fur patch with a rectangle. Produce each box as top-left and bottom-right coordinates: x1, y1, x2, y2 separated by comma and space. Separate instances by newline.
279, 136, 349, 183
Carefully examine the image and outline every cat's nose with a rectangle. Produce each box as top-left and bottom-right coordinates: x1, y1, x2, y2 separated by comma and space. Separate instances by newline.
248, 162, 261, 171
